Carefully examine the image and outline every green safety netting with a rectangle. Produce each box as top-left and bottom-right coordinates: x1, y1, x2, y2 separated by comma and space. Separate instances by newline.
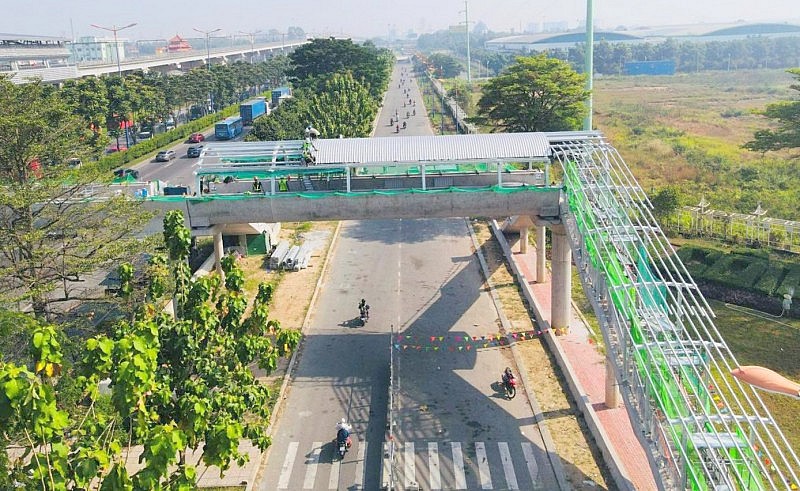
148, 184, 556, 202
199, 167, 346, 179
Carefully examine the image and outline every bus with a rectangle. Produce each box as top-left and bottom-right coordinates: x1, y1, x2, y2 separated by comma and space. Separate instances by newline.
215, 116, 244, 140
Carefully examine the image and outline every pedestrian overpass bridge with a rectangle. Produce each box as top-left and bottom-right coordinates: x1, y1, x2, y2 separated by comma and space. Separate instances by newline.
144, 131, 799, 491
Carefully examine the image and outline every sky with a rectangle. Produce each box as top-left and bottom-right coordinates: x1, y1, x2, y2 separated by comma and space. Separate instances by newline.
3, 0, 799, 41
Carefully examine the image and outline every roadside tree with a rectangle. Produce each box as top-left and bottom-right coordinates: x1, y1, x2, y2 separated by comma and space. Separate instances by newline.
0, 210, 300, 489
744, 68, 800, 152
0, 79, 152, 319
473, 54, 589, 132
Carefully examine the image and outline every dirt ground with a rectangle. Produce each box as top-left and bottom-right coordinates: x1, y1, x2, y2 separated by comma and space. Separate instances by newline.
472, 220, 615, 491
240, 222, 337, 331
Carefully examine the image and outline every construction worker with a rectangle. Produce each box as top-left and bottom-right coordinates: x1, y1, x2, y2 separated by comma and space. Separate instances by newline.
279, 176, 288, 192
252, 177, 263, 193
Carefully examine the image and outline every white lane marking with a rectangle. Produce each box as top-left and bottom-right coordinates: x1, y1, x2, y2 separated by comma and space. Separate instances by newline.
278, 441, 299, 489
522, 442, 540, 487
451, 442, 467, 490
428, 442, 442, 490
354, 440, 367, 490
405, 441, 416, 488
328, 451, 341, 489
303, 442, 323, 489
498, 442, 519, 490
475, 442, 493, 489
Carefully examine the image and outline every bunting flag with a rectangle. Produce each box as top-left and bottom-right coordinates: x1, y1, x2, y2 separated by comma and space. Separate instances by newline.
392, 329, 546, 352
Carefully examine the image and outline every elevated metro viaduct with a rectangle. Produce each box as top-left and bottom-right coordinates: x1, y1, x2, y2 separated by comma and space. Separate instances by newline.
144, 130, 800, 491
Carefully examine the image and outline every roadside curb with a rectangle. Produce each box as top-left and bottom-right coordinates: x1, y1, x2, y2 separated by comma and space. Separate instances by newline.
467, 219, 570, 491
489, 220, 635, 491
248, 221, 343, 491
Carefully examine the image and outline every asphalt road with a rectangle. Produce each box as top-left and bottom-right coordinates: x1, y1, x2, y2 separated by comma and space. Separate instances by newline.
127, 125, 253, 191
258, 62, 557, 490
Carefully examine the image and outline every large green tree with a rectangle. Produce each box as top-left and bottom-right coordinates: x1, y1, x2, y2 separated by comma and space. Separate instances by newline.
473, 54, 589, 132
0, 78, 151, 319
0, 210, 300, 489
288, 38, 391, 100
304, 72, 377, 137
744, 68, 800, 152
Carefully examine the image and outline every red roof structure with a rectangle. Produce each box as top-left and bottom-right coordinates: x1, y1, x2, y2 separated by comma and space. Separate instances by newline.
167, 35, 192, 53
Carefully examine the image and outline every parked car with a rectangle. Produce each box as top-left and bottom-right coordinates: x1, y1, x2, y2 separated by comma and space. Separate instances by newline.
189, 133, 205, 143
155, 150, 176, 162
187, 145, 203, 158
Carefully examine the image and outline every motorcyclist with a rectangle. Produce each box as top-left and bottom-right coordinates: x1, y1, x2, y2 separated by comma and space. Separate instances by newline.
502, 367, 515, 388
336, 418, 352, 446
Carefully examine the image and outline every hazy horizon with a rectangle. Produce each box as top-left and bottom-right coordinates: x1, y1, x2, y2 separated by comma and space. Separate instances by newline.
4, 0, 799, 41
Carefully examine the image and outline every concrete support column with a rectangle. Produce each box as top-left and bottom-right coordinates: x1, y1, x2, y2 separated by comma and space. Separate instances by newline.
605, 356, 620, 408
213, 230, 224, 277
551, 226, 572, 335
536, 225, 547, 284
238, 234, 247, 256
519, 226, 529, 254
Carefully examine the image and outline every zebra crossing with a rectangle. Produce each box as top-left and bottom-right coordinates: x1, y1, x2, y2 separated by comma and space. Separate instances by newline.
273, 439, 541, 490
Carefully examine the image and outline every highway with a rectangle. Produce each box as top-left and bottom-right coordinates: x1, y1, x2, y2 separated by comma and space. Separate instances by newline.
257, 62, 557, 490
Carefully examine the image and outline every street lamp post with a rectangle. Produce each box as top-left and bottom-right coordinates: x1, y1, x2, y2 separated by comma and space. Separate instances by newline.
194, 27, 221, 114
239, 30, 261, 64
91, 22, 137, 148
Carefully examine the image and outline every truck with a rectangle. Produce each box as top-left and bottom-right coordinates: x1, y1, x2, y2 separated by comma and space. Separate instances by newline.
271, 86, 292, 107
239, 98, 268, 125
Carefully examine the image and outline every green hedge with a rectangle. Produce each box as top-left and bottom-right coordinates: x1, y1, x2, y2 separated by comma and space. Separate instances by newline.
675, 246, 723, 276
703, 254, 768, 289
673, 244, 800, 298
778, 265, 800, 297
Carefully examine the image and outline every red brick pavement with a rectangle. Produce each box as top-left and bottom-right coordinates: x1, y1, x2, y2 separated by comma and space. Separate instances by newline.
511, 248, 658, 491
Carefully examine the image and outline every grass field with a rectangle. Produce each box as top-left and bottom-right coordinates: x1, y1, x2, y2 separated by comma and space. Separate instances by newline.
593, 69, 800, 219
707, 299, 800, 452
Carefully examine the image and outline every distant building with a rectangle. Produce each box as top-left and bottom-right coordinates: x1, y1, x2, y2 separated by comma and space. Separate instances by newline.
0, 32, 78, 84
68, 35, 126, 63
167, 35, 192, 53
486, 22, 800, 53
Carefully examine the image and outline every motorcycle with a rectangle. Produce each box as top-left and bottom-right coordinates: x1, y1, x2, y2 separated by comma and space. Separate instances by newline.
336, 429, 352, 459
359, 305, 370, 326
502, 375, 517, 399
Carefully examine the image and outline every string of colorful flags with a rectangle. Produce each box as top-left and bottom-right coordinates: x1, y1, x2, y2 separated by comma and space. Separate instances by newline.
392, 329, 546, 352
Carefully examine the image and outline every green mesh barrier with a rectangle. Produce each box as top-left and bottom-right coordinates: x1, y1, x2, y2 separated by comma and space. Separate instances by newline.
147, 184, 557, 202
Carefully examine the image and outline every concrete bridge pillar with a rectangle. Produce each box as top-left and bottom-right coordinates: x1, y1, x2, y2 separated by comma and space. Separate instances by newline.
238, 234, 248, 256
213, 229, 224, 277
536, 224, 547, 284
605, 356, 620, 408
519, 226, 529, 254
551, 225, 572, 335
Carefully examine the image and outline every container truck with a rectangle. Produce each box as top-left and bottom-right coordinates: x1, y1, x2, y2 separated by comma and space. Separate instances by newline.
239, 98, 268, 125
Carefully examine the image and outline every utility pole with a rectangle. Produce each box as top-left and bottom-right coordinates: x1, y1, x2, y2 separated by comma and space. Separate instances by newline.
583, 0, 594, 131
91, 22, 137, 148
194, 27, 221, 114
461, 0, 472, 85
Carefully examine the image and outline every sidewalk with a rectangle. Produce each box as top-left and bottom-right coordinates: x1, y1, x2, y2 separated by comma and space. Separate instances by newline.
496, 224, 658, 491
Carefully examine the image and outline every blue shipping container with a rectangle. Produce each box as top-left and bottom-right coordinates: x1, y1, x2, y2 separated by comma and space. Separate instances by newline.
271, 86, 292, 106
240, 98, 267, 125
624, 60, 676, 76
